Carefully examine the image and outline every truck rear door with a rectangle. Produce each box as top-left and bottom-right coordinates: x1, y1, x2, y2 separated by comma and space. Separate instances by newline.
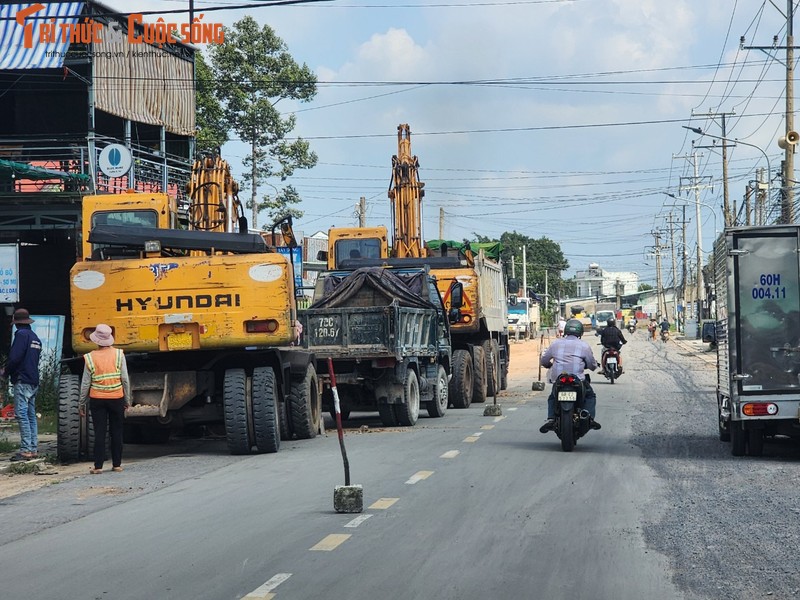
733, 229, 800, 393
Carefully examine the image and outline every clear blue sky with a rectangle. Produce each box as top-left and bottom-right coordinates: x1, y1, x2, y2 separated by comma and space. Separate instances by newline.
113, 0, 792, 287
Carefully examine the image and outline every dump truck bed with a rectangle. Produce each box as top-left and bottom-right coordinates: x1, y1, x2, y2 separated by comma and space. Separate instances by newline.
301, 304, 438, 360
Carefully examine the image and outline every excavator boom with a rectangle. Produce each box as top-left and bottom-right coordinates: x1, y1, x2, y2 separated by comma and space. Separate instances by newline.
388, 124, 425, 258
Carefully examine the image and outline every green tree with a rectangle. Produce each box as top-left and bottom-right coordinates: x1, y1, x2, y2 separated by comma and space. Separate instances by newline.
194, 51, 228, 155
638, 283, 654, 292
473, 231, 573, 300
209, 16, 317, 228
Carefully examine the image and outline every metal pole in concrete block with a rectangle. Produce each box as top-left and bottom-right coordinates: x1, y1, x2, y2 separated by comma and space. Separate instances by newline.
327, 358, 363, 514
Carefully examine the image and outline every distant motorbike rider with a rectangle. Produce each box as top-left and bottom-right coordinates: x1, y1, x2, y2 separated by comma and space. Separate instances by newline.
600, 317, 627, 372
628, 317, 637, 331
539, 318, 600, 433
648, 318, 658, 340
660, 318, 670, 341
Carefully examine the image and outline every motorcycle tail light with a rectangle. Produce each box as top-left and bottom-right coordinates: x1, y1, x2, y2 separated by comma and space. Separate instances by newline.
742, 403, 778, 416
558, 375, 575, 384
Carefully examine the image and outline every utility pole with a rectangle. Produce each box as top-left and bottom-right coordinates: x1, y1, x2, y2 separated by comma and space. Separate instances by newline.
692, 110, 735, 226
742, 1, 798, 223
744, 183, 753, 226
522, 246, 527, 300
439, 207, 444, 239
653, 230, 666, 319
681, 205, 688, 333
676, 151, 712, 325
544, 268, 549, 313
666, 212, 678, 302
358, 196, 366, 227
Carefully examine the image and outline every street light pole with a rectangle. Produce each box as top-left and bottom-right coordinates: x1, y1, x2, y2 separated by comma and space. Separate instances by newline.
682, 126, 772, 217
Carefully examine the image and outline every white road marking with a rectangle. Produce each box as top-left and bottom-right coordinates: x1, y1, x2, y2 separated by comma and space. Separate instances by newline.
493, 415, 507, 423
405, 470, 434, 484
507, 407, 518, 411
242, 573, 292, 599
344, 514, 374, 527
440, 450, 460, 459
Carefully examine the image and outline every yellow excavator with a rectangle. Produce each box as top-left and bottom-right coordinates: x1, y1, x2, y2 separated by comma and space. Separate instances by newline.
58, 152, 320, 461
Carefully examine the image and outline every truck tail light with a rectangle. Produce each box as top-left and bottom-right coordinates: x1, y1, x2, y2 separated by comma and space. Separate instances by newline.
374, 357, 396, 369
246, 319, 279, 333
742, 403, 778, 416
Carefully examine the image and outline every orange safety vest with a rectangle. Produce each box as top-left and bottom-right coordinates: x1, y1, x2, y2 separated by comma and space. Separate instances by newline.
85, 348, 124, 399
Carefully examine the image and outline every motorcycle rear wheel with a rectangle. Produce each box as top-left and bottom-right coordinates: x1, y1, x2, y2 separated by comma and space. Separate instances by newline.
559, 409, 575, 452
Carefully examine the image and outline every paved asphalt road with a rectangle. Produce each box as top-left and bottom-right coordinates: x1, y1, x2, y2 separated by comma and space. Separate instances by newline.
0, 332, 792, 600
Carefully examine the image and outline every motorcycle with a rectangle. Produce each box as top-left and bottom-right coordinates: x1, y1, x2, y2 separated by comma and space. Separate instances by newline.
660, 329, 669, 343
601, 345, 621, 383
551, 372, 594, 452
627, 322, 636, 334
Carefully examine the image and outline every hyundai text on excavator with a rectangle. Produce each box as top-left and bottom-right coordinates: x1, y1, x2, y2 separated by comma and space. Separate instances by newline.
57, 153, 321, 461
318, 124, 510, 409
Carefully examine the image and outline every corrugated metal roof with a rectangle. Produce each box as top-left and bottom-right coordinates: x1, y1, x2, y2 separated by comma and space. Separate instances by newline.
0, 2, 84, 69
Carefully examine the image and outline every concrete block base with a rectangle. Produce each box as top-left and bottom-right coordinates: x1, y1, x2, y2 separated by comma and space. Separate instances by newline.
334, 484, 363, 513
483, 404, 502, 416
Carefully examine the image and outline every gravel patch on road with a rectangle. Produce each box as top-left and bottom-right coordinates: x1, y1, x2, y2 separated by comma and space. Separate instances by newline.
631, 338, 800, 600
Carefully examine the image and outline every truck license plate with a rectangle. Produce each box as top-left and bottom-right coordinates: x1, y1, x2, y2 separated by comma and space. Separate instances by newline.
558, 391, 577, 402
167, 332, 193, 350
606, 357, 617, 364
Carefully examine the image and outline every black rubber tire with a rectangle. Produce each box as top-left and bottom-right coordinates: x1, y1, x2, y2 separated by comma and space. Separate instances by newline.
251, 366, 280, 453
279, 399, 291, 441
449, 349, 473, 409
500, 341, 509, 391
748, 428, 764, 457
560, 408, 575, 452
378, 403, 399, 426
394, 368, 420, 426
472, 345, 487, 404
427, 365, 449, 418
57, 374, 82, 462
484, 339, 500, 397
731, 421, 746, 456
609, 369, 615, 384
223, 368, 252, 455
288, 364, 321, 439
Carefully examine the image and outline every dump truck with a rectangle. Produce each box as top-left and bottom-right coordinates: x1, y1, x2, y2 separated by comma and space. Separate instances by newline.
709, 224, 800, 456
57, 154, 320, 461
314, 125, 510, 409
507, 295, 539, 340
301, 265, 461, 426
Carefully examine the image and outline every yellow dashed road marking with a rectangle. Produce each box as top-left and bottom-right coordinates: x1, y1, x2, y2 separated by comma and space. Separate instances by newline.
405, 470, 434, 484
440, 450, 460, 459
310, 534, 351, 551
463, 436, 480, 443
493, 415, 506, 423
369, 498, 399, 509
480, 425, 495, 430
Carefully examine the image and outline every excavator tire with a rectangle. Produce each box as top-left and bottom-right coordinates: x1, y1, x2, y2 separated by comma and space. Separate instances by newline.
251, 366, 280, 453
472, 345, 487, 404
449, 349, 473, 409
288, 364, 321, 439
57, 374, 82, 462
223, 368, 252, 455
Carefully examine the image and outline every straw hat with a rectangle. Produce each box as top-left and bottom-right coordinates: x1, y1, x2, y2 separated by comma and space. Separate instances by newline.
11, 308, 34, 325
89, 324, 114, 346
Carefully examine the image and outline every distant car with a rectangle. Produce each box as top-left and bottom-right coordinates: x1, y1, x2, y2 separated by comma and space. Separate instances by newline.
594, 310, 615, 334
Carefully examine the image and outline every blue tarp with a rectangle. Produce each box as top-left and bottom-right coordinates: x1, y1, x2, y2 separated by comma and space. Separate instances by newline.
0, 3, 84, 70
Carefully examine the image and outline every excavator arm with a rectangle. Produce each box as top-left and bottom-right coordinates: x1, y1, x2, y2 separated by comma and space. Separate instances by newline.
388, 124, 425, 258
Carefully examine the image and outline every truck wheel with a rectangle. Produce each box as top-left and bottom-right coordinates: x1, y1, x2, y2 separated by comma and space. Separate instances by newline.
378, 404, 399, 427
288, 364, 321, 439
395, 368, 420, 426
472, 345, 487, 403
731, 421, 746, 456
449, 349, 473, 409
482, 340, 499, 397
251, 366, 280, 453
748, 428, 764, 457
223, 368, 252, 455
427, 365, 448, 418
57, 374, 83, 462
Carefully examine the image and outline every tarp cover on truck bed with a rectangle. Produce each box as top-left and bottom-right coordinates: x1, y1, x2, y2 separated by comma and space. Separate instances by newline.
312, 267, 435, 310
